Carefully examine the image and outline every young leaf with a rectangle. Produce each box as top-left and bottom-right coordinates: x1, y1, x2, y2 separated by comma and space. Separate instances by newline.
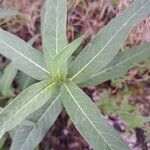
79, 43, 150, 87
0, 8, 20, 18
0, 80, 57, 134
10, 95, 63, 150
42, 0, 67, 71
69, 0, 150, 84
61, 81, 129, 150
0, 62, 17, 96
51, 36, 84, 78
0, 28, 50, 80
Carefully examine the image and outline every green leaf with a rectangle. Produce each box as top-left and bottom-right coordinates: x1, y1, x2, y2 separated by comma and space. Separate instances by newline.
0, 28, 50, 80
51, 36, 84, 78
0, 62, 17, 96
0, 8, 20, 18
42, 0, 67, 72
0, 137, 5, 150
69, 0, 150, 84
16, 35, 40, 91
10, 95, 63, 150
18, 72, 36, 91
0, 108, 3, 113
112, 100, 150, 129
79, 43, 150, 87
0, 80, 58, 135
61, 81, 129, 150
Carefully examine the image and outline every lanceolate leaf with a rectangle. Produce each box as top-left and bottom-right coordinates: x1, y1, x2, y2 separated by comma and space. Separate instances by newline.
79, 43, 150, 87
0, 62, 17, 96
0, 28, 50, 80
61, 81, 129, 150
16, 35, 41, 91
0, 80, 57, 135
10, 95, 63, 150
51, 36, 84, 78
42, 0, 67, 71
0, 8, 20, 18
69, 0, 150, 84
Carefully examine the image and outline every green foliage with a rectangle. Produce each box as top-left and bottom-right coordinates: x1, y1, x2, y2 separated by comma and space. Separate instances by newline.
0, 137, 5, 150
0, 62, 17, 97
79, 43, 150, 87
0, 0, 150, 149
69, 0, 150, 84
61, 81, 129, 150
99, 91, 150, 129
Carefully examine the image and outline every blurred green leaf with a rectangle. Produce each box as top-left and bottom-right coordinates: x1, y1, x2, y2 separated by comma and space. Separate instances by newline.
0, 62, 17, 97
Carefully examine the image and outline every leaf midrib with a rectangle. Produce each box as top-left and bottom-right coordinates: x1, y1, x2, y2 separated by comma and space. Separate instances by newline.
56, 0, 59, 54
2, 82, 55, 131
64, 83, 113, 150
70, 1, 146, 80
21, 94, 60, 150
0, 39, 50, 75
90, 49, 145, 78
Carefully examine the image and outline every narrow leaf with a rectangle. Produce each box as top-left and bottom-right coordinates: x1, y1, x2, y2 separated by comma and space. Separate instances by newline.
51, 36, 84, 78
42, 0, 67, 71
61, 81, 129, 150
0, 62, 17, 96
0, 28, 50, 80
79, 43, 150, 87
69, 0, 150, 84
10, 95, 63, 150
0, 137, 5, 149
0, 80, 57, 133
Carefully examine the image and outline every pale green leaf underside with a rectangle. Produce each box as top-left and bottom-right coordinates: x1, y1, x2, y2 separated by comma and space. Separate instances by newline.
61, 81, 129, 150
79, 43, 150, 87
51, 36, 84, 78
69, 0, 150, 84
0, 62, 17, 96
42, 0, 67, 71
0, 80, 57, 134
0, 8, 20, 18
18, 72, 36, 91
0, 28, 50, 80
16, 35, 40, 91
10, 95, 63, 150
